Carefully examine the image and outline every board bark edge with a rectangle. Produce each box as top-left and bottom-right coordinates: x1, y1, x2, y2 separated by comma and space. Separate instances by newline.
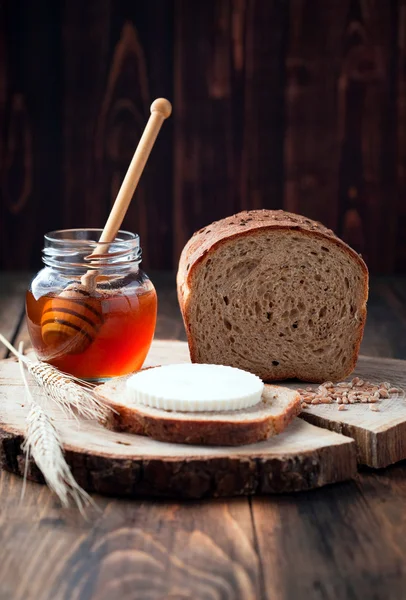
0, 421, 356, 499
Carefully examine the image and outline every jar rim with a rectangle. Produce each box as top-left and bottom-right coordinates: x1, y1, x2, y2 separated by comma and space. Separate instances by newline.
42, 228, 142, 271
44, 228, 140, 246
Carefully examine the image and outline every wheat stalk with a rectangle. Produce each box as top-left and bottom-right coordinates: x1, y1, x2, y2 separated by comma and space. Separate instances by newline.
27, 362, 111, 423
0, 334, 112, 423
17, 342, 93, 514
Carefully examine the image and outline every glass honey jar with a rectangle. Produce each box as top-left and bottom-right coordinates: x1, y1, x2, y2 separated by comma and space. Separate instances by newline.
26, 229, 157, 381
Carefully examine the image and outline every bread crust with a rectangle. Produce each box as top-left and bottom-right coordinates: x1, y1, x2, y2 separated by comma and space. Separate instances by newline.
177, 210, 369, 382
99, 385, 301, 446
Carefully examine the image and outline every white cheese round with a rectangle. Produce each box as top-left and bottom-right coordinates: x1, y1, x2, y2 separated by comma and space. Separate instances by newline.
126, 363, 264, 412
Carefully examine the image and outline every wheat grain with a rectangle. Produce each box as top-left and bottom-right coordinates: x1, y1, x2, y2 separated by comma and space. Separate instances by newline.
27, 362, 111, 423
283, 363, 404, 411
389, 387, 401, 394
0, 333, 112, 423
17, 343, 94, 513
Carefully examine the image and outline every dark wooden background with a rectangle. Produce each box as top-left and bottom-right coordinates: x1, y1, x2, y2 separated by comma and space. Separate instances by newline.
0, 0, 405, 273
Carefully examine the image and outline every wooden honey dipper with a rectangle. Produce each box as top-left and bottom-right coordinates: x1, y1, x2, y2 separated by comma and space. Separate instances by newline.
41, 98, 172, 355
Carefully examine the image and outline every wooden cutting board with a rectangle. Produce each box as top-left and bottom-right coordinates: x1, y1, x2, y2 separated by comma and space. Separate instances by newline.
147, 342, 406, 468
296, 356, 406, 468
0, 343, 356, 498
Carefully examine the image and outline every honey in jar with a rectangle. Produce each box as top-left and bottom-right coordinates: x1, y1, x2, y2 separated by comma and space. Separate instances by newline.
26, 229, 157, 380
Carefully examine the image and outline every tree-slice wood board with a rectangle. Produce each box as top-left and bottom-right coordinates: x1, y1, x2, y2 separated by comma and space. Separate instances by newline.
144, 341, 406, 469
294, 356, 406, 468
0, 347, 356, 499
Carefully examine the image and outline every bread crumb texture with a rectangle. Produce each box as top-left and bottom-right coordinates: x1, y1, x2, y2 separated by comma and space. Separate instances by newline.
178, 210, 368, 383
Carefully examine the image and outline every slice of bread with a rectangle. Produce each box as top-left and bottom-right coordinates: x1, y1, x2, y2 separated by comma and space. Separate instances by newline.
177, 209, 368, 383
96, 378, 301, 446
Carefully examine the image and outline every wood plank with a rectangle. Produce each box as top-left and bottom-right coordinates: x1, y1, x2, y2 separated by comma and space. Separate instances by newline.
251, 480, 406, 599
359, 284, 398, 358
284, 0, 398, 273
61, 0, 111, 231
390, 276, 406, 305
174, 0, 286, 262
0, 356, 356, 498
356, 463, 406, 576
143, 337, 190, 366
51, 499, 261, 599
0, 272, 31, 358
0, 0, 63, 269
395, 0, 406, 272
336, 0, 397, 272
0, 1, 403, 276
151, 271, 187, 341
238, 0, 287, 212
360, 278, 406, 359
0, 0, 6, 206
62, 0, 173, 270
297, 355, 406, 468
284, 0, 349, 230
0, 477, 261, 600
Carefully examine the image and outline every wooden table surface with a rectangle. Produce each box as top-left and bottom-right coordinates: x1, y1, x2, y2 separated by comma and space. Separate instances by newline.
1, 272, 406, 600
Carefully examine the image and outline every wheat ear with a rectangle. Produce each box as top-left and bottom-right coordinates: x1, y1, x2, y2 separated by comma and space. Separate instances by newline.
17, 342, 93, 514
27, 362, 112, 423
0, 334, 112, 423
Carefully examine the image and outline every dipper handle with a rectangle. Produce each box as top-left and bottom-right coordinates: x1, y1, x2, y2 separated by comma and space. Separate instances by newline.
96, 98, 172, 247
80, 98, 172, 289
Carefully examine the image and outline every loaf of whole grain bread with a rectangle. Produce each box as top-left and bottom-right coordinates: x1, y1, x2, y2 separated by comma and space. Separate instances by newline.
177, 210, 368, 383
